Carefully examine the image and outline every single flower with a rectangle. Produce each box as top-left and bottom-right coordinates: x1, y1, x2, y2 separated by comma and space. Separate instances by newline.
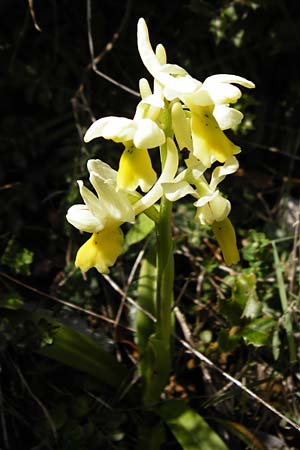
66, 160, 135, 273
84, 96, 166, 192
137, 17, 201, 98
163, 155, 239, 225
137, 17, 254, 105
84, 115, 165, 151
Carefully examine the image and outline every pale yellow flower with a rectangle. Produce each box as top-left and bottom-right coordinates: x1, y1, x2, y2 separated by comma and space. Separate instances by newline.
137, 17, 254, 105
84, 95, 166, 192
163, 155, 239, 225
137, 17, 254, 167
66, 160, 135, 273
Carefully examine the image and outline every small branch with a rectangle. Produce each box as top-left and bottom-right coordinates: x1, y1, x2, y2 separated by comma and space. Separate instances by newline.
288, 200, 300, 298
0, 369, 9, 450
0, 271, 133, 332
114, 245, 146, 328
272, 241, 297, 363
12, 361, 57, 439
178, 337, 300, 433
27, 0, 42, 32
86, 0, 139, 97
102, 274, 157, 323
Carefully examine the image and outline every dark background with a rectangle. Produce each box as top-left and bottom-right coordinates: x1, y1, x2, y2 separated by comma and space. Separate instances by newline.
1, 1, 300, 449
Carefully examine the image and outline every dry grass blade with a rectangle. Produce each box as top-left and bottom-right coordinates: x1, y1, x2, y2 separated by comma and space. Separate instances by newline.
12, 361, 56, 439
0, 271, 134, 332
178, 337, 300, 434
102, 274, 157, 323
86, 0, 139, 97
27, 0, 41, 31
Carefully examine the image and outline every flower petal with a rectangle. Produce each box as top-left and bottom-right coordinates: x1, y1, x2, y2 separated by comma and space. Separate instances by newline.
90, 172, 135, 223
137, 18, 163, 77
201, 74, 255, 105
139, 78, 152, 99
159, 63, 187, 75
204, 74, 255, 89
87, 159, 118, 183
163, 180, 196, 202
66, 204, 103, 233
155, 43, 167, 64
203, 82, 242, 105
194, 188, 219, 208
78, 180, 106, 222
195, 193, 231, 225
210, 156, 239, 191
213, 105, 244, 130
171, 102, 192, 151
133, 118, 165, 149
84, 117, 136, 143
137, 19, 201, 96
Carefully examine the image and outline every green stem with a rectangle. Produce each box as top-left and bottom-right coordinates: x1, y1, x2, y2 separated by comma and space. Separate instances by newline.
156, 195, 174, 345
139, 190, 174, 406
272, 241, 297, 363
139, 106, 175, 405
156, 106, 174, 348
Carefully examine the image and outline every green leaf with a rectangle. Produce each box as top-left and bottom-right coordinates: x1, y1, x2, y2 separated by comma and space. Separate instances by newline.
38, 318, 130, 388
232, 273, 261, 319
219, 272, 261, 325
157, 400, 230, 450
0, 293, 24, 310
124, 213, 155, 250
241, 316, 275, 347
1, 238, 34, 275
2, 309, 129, 389
218, 327, 242, 352
136, 421, 166, 450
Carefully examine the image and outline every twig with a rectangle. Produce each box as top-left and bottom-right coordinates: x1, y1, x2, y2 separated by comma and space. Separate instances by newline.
12, 361, 57, 439
86, 0, 139, 97
271, 242, 297, 363
0, 271, 133, 332
27, 0, 41, 32
114, 246, 146, 328
178, 337, 300, 433
288, 200, 300, 299
174, 306, 192, 343
0, 366, 9, 450
102, 274, 156, 323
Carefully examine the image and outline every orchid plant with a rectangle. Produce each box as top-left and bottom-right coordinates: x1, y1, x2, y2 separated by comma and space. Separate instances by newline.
67, 18, 254, 405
